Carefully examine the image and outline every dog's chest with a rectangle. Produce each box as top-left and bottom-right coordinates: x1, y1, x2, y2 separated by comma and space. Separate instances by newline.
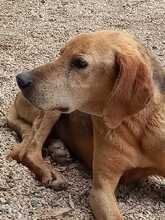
141, 107, 165, 151
117, 108, 165, 153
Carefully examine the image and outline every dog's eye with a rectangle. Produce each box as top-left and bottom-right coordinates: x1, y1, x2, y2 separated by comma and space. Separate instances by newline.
71, 57, 88, 69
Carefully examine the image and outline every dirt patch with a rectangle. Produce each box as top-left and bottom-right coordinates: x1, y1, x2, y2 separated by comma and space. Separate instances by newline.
0, 0, 165, 219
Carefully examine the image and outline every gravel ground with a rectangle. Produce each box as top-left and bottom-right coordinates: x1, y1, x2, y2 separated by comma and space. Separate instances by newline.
0, 0, 165, 219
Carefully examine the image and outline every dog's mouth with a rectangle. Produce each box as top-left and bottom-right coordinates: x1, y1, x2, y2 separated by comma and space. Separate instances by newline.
54, 106, 70, 113
22, 93, 70, 113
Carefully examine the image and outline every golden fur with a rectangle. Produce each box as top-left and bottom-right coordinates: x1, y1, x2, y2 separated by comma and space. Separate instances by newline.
7, 31, 165, 220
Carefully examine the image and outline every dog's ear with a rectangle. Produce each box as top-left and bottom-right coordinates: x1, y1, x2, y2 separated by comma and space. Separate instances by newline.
103, 52, 153, 129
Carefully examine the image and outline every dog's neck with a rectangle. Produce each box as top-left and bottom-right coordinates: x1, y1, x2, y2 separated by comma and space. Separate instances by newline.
93, 84, 164, 147
116, 75, 165, 150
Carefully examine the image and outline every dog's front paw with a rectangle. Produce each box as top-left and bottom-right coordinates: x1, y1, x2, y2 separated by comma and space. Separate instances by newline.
7, 145, 68, 191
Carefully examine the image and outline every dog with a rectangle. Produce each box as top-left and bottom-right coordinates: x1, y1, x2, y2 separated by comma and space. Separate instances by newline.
7, 31, 165, 220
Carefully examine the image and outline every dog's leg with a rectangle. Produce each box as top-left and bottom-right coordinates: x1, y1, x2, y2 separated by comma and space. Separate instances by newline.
7, 106, 67, 190
7, 104, 34, 160
23, 111, 68, 189
90, 166, 124, 220
90, 173, 123, 220
90, 126, 125, 220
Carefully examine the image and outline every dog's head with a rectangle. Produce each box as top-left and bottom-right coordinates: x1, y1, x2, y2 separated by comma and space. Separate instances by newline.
17, 31, 153, 128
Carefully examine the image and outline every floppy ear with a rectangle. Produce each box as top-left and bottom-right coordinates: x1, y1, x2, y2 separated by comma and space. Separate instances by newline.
103, 52, 153, 129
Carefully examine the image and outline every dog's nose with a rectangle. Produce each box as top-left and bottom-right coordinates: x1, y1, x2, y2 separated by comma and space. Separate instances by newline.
16, 71, 33, 90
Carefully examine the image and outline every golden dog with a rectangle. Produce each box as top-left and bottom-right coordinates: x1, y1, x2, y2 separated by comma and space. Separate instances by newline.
7, 31, 165, 220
